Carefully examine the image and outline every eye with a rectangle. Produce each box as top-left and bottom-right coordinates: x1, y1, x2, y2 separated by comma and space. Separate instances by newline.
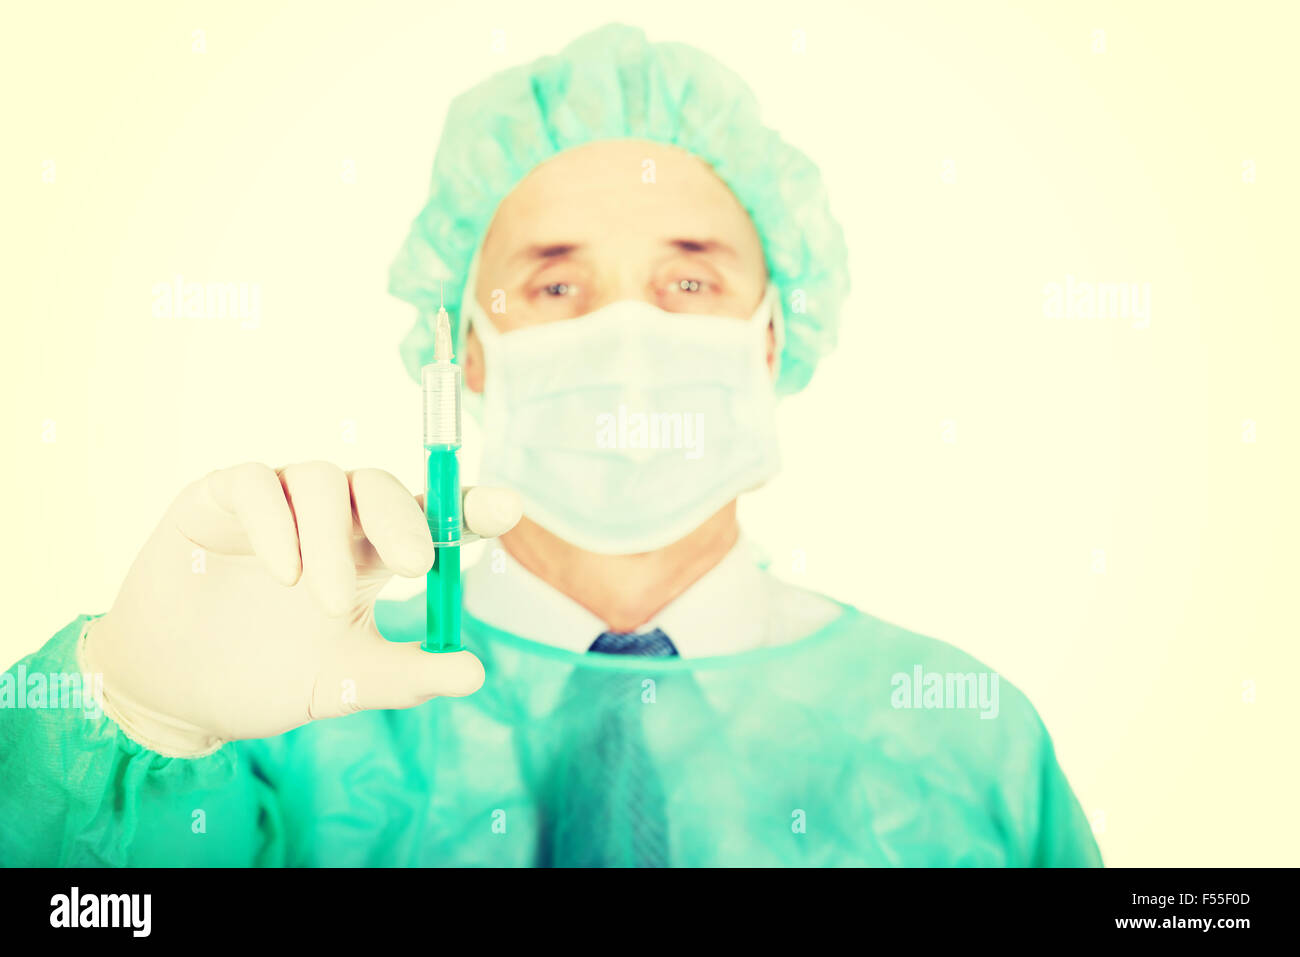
542, 281, 578, 298
654, 274, 724, 312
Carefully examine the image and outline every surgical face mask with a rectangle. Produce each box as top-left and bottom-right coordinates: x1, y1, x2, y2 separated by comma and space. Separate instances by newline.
462, 271, 784, 555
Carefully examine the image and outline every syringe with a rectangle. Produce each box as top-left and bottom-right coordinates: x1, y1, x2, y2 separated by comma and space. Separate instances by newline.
421, 295, 463, 653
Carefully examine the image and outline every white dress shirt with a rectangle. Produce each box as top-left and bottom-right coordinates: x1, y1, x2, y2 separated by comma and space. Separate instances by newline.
462, 533, 844, 657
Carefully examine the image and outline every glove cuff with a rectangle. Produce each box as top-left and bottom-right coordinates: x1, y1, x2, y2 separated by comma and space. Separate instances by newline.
78, 618, 226, 759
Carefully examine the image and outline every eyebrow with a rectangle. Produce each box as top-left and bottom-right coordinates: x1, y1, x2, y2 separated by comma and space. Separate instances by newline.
508, 242, 583, 268
666, 238, 738, 259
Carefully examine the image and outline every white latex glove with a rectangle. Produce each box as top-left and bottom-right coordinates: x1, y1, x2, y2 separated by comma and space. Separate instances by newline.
82, 462, 521, 757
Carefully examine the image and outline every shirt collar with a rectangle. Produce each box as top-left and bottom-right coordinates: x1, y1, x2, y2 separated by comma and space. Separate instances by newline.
462, 534, 772, 658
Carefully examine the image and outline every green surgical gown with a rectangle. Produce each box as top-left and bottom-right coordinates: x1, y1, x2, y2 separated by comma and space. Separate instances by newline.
0, 597, 1102, 867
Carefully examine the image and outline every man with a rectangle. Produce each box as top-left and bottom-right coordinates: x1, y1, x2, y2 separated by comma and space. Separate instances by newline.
0, 24, 1101, 867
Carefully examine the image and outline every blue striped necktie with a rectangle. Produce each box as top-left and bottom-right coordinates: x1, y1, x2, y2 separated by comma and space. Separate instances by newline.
540, 629, 679, 867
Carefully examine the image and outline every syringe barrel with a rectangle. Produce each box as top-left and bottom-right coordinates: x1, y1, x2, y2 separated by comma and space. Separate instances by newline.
425, 446, 461, 545
422, 361, 462, 447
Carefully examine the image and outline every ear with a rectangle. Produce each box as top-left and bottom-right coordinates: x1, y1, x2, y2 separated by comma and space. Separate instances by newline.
766, 320, 777, 376
463, 326, 485, 394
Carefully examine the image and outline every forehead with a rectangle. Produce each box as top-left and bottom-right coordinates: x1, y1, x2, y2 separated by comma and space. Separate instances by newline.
479, 139, 762, 262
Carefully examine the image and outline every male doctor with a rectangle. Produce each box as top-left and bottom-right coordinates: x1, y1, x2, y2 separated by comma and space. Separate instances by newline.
0, 24, 1101, 868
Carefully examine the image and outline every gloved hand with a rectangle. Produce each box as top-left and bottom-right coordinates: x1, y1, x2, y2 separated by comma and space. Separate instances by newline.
82, 462, 521, 757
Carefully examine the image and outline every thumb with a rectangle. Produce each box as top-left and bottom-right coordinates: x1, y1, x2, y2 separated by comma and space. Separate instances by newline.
309, 630, 485, 718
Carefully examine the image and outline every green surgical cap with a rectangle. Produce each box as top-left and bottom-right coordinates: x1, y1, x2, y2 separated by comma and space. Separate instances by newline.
387, 22, 850, 396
